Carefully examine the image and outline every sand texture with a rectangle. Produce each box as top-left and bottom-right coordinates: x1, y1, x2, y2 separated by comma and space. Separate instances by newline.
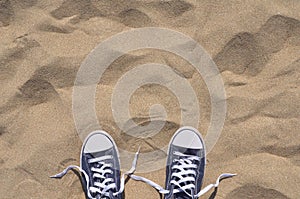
0, 0, 300, 198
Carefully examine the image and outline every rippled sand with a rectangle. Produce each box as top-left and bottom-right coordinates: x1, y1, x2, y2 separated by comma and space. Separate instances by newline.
0, 0, 299, 198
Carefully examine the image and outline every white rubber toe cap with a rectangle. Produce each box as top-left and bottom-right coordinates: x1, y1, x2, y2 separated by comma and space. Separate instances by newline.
172, 127, 204, 149
83, 131, 113, 153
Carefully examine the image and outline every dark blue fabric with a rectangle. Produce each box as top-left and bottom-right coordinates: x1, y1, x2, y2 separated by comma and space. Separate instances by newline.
80, 146, 122, 199
165, 145, 205, 199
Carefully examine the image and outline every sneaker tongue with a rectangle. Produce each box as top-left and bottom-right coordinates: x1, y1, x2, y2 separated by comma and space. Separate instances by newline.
89, 151, 105, 158
87, 149, 113, 160
172, 145, 200, 156
170, 146, 200, 199
85, 151, 114, 195
85, 146, 114, 158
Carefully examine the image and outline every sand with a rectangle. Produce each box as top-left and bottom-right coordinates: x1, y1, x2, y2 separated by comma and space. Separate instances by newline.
0, 0, 300, 198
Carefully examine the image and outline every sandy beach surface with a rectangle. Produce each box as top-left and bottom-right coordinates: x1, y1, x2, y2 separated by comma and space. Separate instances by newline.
0, 0, 300, 198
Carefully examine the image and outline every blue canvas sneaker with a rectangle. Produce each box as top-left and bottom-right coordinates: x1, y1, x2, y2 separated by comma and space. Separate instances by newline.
130, 126, 236, 198
51, 130, 139, 199
164, 126, 206, 199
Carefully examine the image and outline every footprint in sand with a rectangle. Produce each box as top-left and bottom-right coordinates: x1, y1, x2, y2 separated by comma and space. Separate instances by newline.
17, 78, 59, 105
0, 78, 58, 115
214, 15, 300, 76
148, 0, 194, 17
226, 184, 289, 199
32, 57, 79, 88
0, 35, 40, 81
50, 0, 102, 22
37, 20, 75, 34
0, 0, 38, 27
118, 8, 152, 28
0, 0, 14, 27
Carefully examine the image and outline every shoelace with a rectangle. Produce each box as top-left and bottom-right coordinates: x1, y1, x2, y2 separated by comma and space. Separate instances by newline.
50, 149, 140, 199
129, 151, 236, 198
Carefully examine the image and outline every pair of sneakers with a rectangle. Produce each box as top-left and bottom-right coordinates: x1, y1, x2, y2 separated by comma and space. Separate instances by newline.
51, 126, 235, 199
